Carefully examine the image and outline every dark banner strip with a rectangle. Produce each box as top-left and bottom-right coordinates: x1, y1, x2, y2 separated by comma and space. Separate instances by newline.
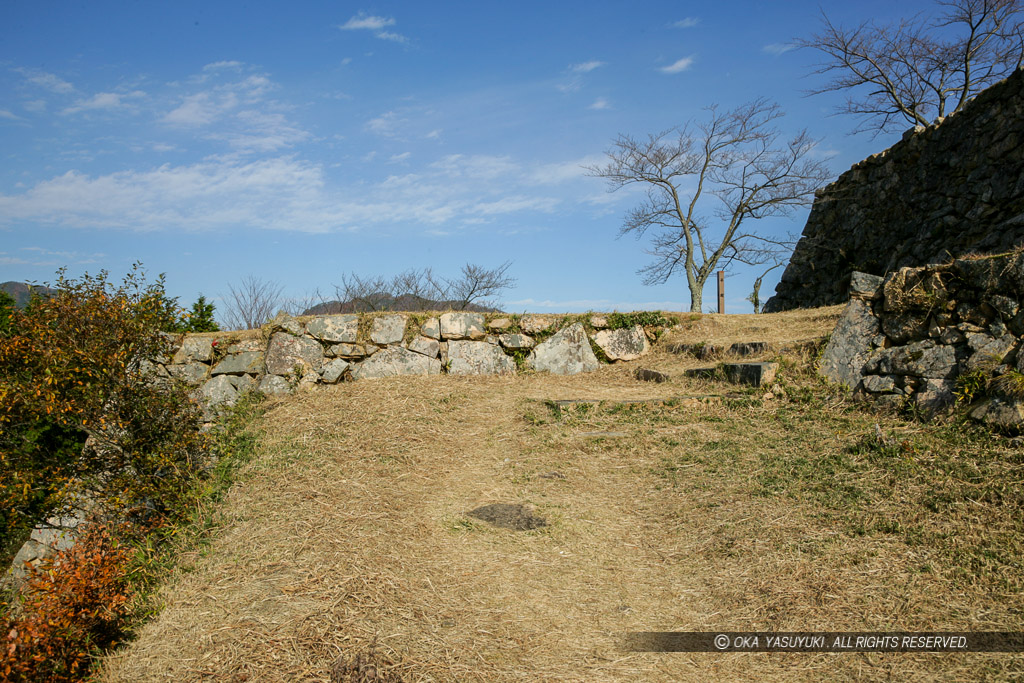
623, 632, 1024, 653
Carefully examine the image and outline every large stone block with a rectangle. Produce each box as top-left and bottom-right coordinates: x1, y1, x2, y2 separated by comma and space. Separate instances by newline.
305, 314, 358, 343
265, 332, 323, 376
320, 358, 350, 384
211, 351, 264, 376
350, 346, 442, 379
200, 375, 238, 412
370, 315, 407, 345
439, 312, 485, 340
864, 339, 959, 378
819, 299, 880, 388
527, 323, 599, 375
169, 361, 210, 384
593, 325, 649, 361
722, 362, 778, 387
408, 336, 440, 358
172, 337, 214, 364
447, 340, 516, 375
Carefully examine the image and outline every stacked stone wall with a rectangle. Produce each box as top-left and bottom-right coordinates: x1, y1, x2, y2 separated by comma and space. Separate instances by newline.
156, 312, 665, 418
766, 69, 1024, 312
819, 249, 1024, 430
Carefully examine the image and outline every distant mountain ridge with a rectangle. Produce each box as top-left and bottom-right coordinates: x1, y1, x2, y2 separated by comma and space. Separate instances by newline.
1, 281, 59, 308
303, 292, 499, 315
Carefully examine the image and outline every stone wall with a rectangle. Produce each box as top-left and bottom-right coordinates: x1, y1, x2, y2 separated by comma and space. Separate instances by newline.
157, 312, 661, 419
819, 249, 1024, 430
766, 69, 1024, 312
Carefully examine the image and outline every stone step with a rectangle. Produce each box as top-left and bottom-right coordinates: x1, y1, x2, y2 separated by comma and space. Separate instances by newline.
683, 362, 779, 387
667, 340, 775, 359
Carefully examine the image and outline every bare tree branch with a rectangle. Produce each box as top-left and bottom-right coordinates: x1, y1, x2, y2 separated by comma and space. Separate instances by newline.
800, 0, 1024, 135
331, 263, 516, 313
587, 100, 830, 312
221, 275, 284, 330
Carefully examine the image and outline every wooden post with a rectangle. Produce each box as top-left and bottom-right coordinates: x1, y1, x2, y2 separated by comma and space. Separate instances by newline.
717, 271, 725, 314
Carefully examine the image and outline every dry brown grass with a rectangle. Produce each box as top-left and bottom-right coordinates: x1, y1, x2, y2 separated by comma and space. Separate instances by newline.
100, 309, 1024, 682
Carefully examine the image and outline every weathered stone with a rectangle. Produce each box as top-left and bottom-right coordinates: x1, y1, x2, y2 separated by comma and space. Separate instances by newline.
864, 340, 959, 378
200, 375, 238, 410
140, 359, 170, 380
520, 314, 556, 335
228, 374, 255, 393
635, 367, 670, 383
227, 339, 263, 354
364, 343, 380, 356
169, 361, 210, 384
408, 336, 440, 358
589, 315, 609, 329
467, 503, 546, 530
172, 337, 214, 364
320, 358, 350, 383
723, 362, 778, 387
270, 313, 303, 336
258, 374, 292, 395
370, 314, 407, 345
989, 294, 1019, 319
527, 323, 599, 375
329, 343, 366, 358
820, 299, 881, 389
265, 332, 323, 376
421, 317, 441, 340
486, 317, 512, 331
499, 333, 535, 350
593, 325, 650, 361
439, 312, 485, 340
970, 396, 1024, 432
957, 301, 992, 326
211, 351, 264, 376
882, 312, 930, 343
305, 314, 358, 343
861, 374, 897, 393
447, 340, 516, 375
350, 346, 442, 379
911, 379, 957, 414
729, 341, 772, 357
966, 332, 1017, 371
684, 367, 719, 380
667, 342, 726, 360
849, 271, 885, 300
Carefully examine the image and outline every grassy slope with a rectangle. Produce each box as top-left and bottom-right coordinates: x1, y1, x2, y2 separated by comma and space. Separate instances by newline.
100, 308, 1024, 682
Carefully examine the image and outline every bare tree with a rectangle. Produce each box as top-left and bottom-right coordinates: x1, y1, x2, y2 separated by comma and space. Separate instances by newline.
440, 261, 516, 310
587, 99, 831, 313
799, 0, 1024, 134
222, 275, 284, 330
334, 262, 516, 312
747, 262, 784, 313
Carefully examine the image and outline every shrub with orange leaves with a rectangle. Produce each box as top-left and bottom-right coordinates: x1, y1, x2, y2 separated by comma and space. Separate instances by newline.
1, 523, 134, 683
0, 265, 208, 555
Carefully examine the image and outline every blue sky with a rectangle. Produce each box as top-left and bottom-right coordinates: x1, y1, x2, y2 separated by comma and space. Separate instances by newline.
1, 1, 939, 319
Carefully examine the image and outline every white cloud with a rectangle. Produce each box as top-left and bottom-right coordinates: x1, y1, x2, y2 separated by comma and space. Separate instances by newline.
365, 110, 406, 137
62, 91, 145, 115
0, 247, 105, 267
425, 129, 442, 140
589, 97, 610, 110
571, 60, 605, 73
672, 18, 699, 28
203, 60, 244, 71
763, 43, 796, 55
163, 92, 234, 126
0, 110, 21, 121
340, 14, 395, 30
376, 31, 408, 43
389, 152, 411, 163
660, 56, 695, 74
19, 69, 74, 94
22, 99, 47, 113
339, 13, 407, 42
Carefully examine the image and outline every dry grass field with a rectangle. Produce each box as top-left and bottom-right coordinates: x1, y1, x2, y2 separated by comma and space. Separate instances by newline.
100, 308, 1024, 681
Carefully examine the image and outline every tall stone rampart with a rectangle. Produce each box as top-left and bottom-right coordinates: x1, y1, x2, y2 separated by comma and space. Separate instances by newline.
766, 69, 1024, 312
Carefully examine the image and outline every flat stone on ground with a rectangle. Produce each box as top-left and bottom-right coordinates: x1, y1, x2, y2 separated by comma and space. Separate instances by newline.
467, 503, 546, 530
